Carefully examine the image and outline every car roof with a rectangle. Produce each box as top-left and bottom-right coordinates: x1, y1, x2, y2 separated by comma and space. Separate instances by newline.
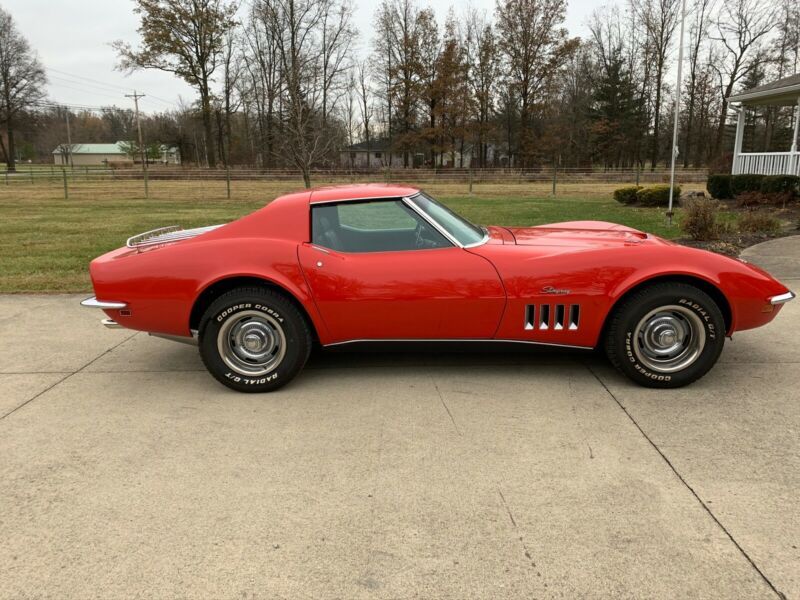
308, 184, 420, 204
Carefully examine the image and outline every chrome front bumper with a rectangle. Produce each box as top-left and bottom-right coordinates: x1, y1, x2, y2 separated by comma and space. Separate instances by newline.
770, 291, 796, 305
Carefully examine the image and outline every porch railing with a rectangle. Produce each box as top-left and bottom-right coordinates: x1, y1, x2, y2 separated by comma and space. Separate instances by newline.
733, 152, 800, 176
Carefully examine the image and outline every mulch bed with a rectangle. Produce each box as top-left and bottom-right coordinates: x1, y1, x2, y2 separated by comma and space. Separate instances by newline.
676, 199, 800, 257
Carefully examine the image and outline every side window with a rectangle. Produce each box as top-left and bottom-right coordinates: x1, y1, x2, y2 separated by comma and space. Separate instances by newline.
338, 201, 417, 231
311, 200, 451, 253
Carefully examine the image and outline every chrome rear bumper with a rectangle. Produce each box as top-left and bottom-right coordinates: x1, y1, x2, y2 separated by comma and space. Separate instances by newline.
81, 296, 127, 309
770, 291, 796, 305
81, 297, 128, 330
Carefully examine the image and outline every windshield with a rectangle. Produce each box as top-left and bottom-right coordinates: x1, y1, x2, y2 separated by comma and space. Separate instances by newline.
410, 192, 486, 247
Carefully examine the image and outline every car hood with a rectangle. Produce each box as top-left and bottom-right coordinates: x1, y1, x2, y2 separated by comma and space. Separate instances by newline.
504, 220, 657, 249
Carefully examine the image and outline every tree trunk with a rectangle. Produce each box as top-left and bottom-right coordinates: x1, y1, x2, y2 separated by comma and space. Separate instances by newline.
650, 67, 663, 171
216, 109, 226, 167
6, 118, 16, 172
201, 78, 216, 167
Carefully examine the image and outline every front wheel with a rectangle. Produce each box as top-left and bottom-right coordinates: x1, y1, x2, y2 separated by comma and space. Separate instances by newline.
605, 283, 725, 388
198, 287, 312, 393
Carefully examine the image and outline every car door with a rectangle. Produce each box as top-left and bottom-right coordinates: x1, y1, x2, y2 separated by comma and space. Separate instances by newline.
298, 198, 506, 342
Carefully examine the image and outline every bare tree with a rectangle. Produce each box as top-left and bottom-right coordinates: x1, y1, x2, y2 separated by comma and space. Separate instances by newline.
114, 0, 237, 167
683, 0, 713, 166
320, 0, 356, 134
220, 31, 243, 166
372, 3, 395, 159
711, 0, 775, 154
464, 9, 499, 168
373, 0, 435, 167
356, 60, 373, 168
263, 0, 351, 187
344, 74, 357, 168
0, 7, 46, 172
245, 1, 284, 167
635, 0, 680, 169
495, 0, 577, 168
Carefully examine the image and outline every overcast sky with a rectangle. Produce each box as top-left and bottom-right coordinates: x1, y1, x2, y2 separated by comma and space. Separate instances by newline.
5, 0, 598, 114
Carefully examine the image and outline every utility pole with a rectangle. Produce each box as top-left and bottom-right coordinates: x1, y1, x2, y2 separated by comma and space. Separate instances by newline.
126, 90, 149, 198
65, 109, 74, 169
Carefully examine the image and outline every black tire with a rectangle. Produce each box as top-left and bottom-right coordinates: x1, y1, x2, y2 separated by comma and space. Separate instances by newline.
604, 282, 725, 388
198, 287, 312, 393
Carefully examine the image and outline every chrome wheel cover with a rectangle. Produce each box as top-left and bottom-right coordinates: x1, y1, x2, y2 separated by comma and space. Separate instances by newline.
632, 305, 706, 374
217, 310, 287, 376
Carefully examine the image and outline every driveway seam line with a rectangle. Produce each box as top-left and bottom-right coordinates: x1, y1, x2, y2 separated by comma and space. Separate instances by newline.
497, 488, 547, 584
585, 362, 786, 600
0, 332, 140, 422
432, 379, 462, 436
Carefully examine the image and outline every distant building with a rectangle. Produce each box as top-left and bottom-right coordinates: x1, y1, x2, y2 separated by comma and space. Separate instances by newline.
339, 139, 404, 168
339, 138, 506, 168
52, 142, 181, 167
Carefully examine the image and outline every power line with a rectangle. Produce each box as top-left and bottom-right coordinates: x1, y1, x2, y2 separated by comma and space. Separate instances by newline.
46, 67, 178, 107
30, 100, 117, 111
48, 74, 130, 97
46, 67, 132, 93
46, 80, 125, 102
45, 67, 181, 109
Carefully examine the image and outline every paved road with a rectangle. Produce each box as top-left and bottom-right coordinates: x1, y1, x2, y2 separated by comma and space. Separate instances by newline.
1, 239, 798, 599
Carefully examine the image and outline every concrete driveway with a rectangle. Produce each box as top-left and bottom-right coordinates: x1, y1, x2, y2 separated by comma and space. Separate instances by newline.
1, 239, 798, 599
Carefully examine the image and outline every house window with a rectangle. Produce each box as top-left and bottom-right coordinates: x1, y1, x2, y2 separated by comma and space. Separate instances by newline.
374, 152, 382, 159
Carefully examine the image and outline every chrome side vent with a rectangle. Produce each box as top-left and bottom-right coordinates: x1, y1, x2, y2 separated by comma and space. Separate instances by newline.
524, 305, 536, 330
569, 305, 580, 330
554, 304, 565, 330
524, 303, 581, 331
539, 304, 550, 330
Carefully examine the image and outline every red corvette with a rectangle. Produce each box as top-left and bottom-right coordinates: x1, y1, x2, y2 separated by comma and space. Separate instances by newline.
82, 184, 794, 392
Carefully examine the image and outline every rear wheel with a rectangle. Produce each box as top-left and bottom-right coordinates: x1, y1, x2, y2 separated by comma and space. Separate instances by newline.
198, 287, 312, 393
605, 283, 725, 388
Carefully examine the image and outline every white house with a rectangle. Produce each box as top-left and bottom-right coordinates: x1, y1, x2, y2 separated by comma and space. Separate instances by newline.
728, 73, 800, 176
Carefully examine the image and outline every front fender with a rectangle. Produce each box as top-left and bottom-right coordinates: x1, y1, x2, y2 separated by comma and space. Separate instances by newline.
607, 244, 790, 335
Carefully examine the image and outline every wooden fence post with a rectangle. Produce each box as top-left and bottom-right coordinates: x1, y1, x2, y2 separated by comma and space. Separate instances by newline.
226, 165, 231, 199
62, 169, 68, 199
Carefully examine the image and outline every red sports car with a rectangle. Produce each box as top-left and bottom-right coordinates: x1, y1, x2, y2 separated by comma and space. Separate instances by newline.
82, 184, 794, 392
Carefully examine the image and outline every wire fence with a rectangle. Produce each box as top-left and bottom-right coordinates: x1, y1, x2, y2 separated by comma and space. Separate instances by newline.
0, 165, 709, 202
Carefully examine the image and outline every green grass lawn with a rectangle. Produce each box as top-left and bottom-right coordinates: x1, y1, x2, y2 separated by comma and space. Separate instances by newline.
0, 192, 688, 293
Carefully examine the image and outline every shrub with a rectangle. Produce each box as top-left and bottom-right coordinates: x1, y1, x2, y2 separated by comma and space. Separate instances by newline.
736, 190, 795, 208
636, 185, 681, 207
730, 174, 765, 195
760, 175, 800, 197
680, 197, 722, 241
706, 174, 732, 199
738, 211, 782, 234
735, 191, 771, 208
613, 186, 641, 205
